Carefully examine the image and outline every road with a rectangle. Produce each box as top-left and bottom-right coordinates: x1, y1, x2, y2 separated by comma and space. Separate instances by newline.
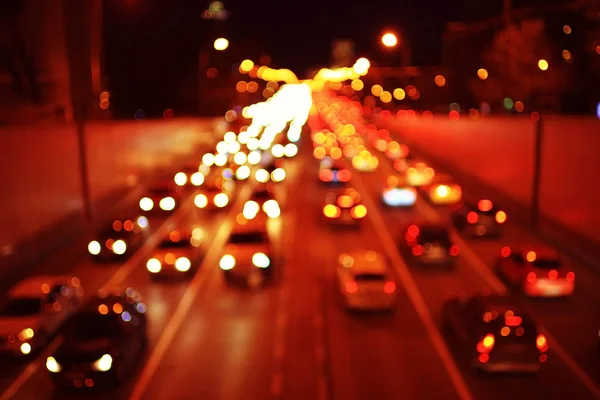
2, 104, 600, 400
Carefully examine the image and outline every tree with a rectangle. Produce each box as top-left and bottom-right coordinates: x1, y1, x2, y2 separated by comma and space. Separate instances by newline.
469, 19, 569, 109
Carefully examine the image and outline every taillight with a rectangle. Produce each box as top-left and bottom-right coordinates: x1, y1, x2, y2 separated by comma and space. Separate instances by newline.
567, 271, 575, 281
477, 334, 495, 354
337, 169, 351, 182
548, 269, 558, 280
536, 334, 548, 352
345, 281, 358, 293
411, 245, 423, 256
467, 211, 478, 224
495, 211, 507, 224
526, 272, 537, 283
323, 204, 341, 218
384, 281, 396, 294
319, 169, 334, 182
351, 205, 367, 218
449, 245, 460, 256
500, 246, 511, 258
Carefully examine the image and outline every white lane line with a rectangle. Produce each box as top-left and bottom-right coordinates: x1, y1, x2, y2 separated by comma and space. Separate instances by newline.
129, 184, 253, 400
414, 176, 600, 399
0, 194, 199, 400
351, 172, 474, 400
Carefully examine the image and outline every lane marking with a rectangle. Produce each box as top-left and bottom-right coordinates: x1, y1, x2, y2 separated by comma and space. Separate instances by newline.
129, 184, 253, 400
351, 170, 474, 400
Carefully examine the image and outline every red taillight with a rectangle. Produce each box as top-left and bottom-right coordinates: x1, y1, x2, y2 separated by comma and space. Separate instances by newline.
477, 334, 495, 354
567, 271, 575, 281
337, 169, 351, 182
500, 246, 511, 258
548, 269, 558, 280
411, 245, 423, 256
449, 245, 460, 256
384, 281, 396, 294
536, 334, 548, 352
467, 211, 478, 224
319, 169, 334, 182
505, 316, 522, 326
345, 281, 358, 293
526, 272, 537, 283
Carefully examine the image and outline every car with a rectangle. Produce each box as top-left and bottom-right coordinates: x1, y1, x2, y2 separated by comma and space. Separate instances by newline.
322, 188, 368, 226
400, 223, 460, 266
318, 159, 351, 185
421, 175, 463, 205
243, 185, 281, 219
405, 162, 435, 187
382, 175, 417, 207
173, 162, 206, 189
0, 275, 84, 357
451, 199, 507, 237
496, 246, 575, 297
336, 250, 397, 311
193, 186, 231, 210
88, 216, 149, 261
255, 159, 286, 183
46, 288, 147, 388
351, 150, 379, 172
385, 141, 409, 161
219, 219, 274, 287
146, 225, 203, 279
441, 293, 548, 373
139, 179, 184, 213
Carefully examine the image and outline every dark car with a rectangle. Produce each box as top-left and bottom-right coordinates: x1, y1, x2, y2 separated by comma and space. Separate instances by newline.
451, 199, 507, 237
146, 225, 203, 279
318, 160, 351, 185
46, 288, 148, 389
87, 216, 150, 262
322, 188, 367, 226
400, 223, 459, 266
441, 293, 548, 374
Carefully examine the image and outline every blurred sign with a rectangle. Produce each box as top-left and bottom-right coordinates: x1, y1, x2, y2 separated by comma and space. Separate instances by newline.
331, 40, 355, 68
202, 1, 230, 20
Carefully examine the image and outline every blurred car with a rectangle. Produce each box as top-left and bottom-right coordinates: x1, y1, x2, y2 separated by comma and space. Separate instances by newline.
219, 219, 274, 287
318, 159, 351, 185
451, 199, 507, 237
405, 162, 435, 187
193, 180, 232, 211
385, 141, 409, 160
146, 225, 203, 279
441, 293, 548, 373
173, 162, 205, 189
336, 250, 397, 311
88, 216, 149, 261
351, 150, 379, 172
243, 185, 281, 219
422, 176, 463, 205
0, 275, 84, 357
322, 188, 367, 226
255, 159, 286, 183
139, 179, 184, 214
400, 223, 460, 266
496, 246, 575, 297
382, 175, 417, 207
46, 288, 147, 388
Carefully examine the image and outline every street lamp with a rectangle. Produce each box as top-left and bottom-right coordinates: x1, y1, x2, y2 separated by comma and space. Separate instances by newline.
381, 33, 398, 47
214, 38, 229, 51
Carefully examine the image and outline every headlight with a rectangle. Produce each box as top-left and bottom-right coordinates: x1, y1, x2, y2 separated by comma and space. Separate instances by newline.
112, 240, 127, 255
219, 254, 236, 270
147, 258, 162, 273
88, 241, 101, 255
91, 354, 113, 372
190, 172, 205, 186
159, 197, 176, 211
18, 328, 34, 341
194, 194, 208, 208
175, 257, 191, 272
139, 197, 154, 211
214, 193, 229, 208
46, 357, 61, 373
263, 200, 280, 218
235, 165, 251, 180
271, 168, 286, 182
20, 343, 31, 355
255, 169, 270, 183
174, 172, 187, 186
383, 188, 416, 206
252, 252, 271, 268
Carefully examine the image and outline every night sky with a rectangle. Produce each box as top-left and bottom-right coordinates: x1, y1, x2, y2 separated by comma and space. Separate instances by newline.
103, 0, 567, 116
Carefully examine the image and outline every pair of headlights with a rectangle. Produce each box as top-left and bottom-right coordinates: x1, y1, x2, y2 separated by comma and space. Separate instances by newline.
146, 257, 191, 273
46, 354, 112, 373
219, 253, 270, 270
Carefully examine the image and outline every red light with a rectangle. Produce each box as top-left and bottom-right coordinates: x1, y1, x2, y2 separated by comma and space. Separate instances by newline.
536, 334, 548, 352
345, 281, 358, 293
478, 353, 489, 363
449, 110, 460, 120
527, 272, 537, 283
567, 271, 575, 281
319, 169, 334, 182
384, 281, 396, 294
337, 169, 351, 182
477, 334, 495, 353
500, 246, 511, 258
407, 224, 419, 237
411, 245, 423, 256
478, 199, 493, 212
449, 245, 460, 256
548, 269, 558, 280
467, 211, 478, 224
505, 316, 522, 326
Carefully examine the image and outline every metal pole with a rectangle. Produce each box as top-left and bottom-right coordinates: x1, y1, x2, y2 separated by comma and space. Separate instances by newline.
531, 113, 543, 227
76, 119, 92, 224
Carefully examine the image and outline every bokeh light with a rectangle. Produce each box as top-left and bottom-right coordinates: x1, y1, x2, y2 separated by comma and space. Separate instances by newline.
371, 85, 383, 97
477, 68, 488, 80
382, 33, 398, 47
393, 88, 405, 100
214, 38, 229, 51
538, 59, 549, 71
434, 75, 446, 87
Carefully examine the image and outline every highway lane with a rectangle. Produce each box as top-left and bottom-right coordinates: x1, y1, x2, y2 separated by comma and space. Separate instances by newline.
127, 158, 302, 400
352, 119, 600, 399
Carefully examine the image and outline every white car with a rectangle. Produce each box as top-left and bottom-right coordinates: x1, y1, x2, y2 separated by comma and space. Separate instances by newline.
0, 275, 84, 356
336, 250, 397, 311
